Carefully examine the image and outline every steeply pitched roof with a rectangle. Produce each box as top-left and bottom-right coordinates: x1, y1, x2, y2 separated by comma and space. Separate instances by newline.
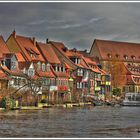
0, 36, 10, 58
93, 39, 140, 61
10, 32, 45, 62
82, 56, 97, 65
66, 50, 83, 58
50, 41, 90, 69
37, 42, 61, 64
50, 41, 79, 70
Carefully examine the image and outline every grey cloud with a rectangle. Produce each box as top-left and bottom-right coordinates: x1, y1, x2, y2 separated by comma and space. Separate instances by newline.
0, 3, 140, 51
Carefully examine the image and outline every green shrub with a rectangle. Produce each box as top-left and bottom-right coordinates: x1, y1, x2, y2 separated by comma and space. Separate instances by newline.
40, 99, 48, 103
112, 88, 121, 97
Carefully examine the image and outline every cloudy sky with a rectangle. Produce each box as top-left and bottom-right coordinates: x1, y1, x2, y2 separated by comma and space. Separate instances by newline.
0, 2, 140, 50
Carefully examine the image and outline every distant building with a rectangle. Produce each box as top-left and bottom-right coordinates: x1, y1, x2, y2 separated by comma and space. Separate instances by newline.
89, 39, 140, 93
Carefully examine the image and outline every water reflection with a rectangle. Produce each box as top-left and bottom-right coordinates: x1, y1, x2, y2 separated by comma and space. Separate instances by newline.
0, 106, 139, 137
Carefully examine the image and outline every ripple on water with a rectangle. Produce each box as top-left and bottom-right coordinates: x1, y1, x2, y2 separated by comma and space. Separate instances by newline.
0, 106, 139, 137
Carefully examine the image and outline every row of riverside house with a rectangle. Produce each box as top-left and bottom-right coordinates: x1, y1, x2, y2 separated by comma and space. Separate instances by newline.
0, 31, 111, 107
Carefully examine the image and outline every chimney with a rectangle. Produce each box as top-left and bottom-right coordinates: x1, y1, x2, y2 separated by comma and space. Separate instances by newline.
33, 37, 36, 46
46, 38, 49, 44
72, 48, 77, 52
13, 30, 16, 38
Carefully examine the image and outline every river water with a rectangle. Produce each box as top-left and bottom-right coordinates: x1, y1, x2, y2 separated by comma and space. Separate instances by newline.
0, 106, 140, 138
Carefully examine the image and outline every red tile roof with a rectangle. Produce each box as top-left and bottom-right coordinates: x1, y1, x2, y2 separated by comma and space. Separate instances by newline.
50, 42, 89, 69
93, 39, 140, 62
0, 69, 9, 79
36, 70, 55, 78
15, 52, 26, 62
66, 51, 83, 58
1, 65, 25, 77
0, 36, 10, 59
54, 71, 70, 77
13, 34, 45, 62
37, 42, 61, 64
18, 62, 31, 70
92, 67, 101, 73
99, 68, 108, 75
49, 41, 77, 68
64, 62, 74, 70
82, 56, 97, 65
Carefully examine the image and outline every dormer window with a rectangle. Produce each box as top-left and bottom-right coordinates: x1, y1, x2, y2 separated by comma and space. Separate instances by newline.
116, 54, 119, 58
35, 54, 39, 58
77, 58, 81, 64
124, 55, 128, 60
75, 58, 79, 64
37, 62, 41, 71
107, 53, 111, 58
11, 61, 17, 70
42, 63, 46, 72
46, 63, 50, 72
131, 55, 136, 60
55, 65, 58, 72
30, 53, 34, 58
62, 66, 65, 72
77, 68, 83, 76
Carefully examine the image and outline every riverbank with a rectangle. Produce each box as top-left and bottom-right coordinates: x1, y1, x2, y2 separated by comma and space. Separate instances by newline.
10, 102, 93, 110
2, 99, 122, 111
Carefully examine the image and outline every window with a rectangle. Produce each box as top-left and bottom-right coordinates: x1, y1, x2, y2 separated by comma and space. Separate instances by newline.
55, 66, 58, 72
107, 53, 111, 58
70, 57, 75, 63
11, 61, 17, 70
62, 66, 65, 72
77, 82, 80, 88
80, 82, 82, 88
82, 82, 85, 88
116, 54, 119, 58
30, 53, 34, 58
50, 79, 55, 85
77, 69, 83, 76
45, 78, 50, 85
14, 78, 20, 85
59, 80, 61, 85
46, 63, 50, 72
28, 68, 35, 77
131, 55, 136, 60
36, 54, 39, 58
37, 62, 41, 71
77, 58, 81, 64
98, 74, 101, 79
124, 55, 128, 60
77, 82, 82, 89
42, 63, 46, 71
21, 79, 26, 85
